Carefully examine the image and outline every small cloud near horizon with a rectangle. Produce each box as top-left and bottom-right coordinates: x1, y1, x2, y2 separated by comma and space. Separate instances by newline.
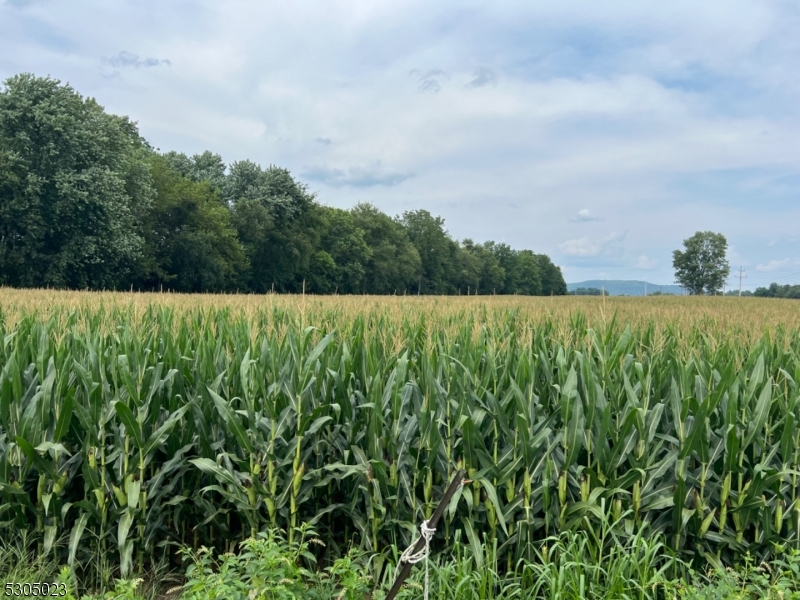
103, 51, 171, 69
559, 231, 625, 257
570, 208, 602, 222
302, 162, 414, 188
636, 255, 658, 269
756, 258, 800, 272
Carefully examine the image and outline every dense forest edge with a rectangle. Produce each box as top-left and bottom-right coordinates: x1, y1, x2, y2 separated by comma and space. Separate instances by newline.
0, 74, 567, 296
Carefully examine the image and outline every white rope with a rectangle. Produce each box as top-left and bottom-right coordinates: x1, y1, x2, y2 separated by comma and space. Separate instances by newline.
399, 520, 436, 600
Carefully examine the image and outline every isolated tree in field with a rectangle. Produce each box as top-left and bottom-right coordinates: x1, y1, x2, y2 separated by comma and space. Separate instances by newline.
672, 231, 730, 295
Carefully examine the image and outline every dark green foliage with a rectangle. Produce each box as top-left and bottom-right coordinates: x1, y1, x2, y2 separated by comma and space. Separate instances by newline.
753, 283, 800, 299
350, 203, 420, 294
459, 239, 505, 295
568, 287, 607, 296
510, 250, 544, 296
135, 155, 246, 292
0, 74, 154, 289
311, 206, 372, 294
228, 161, 321, 292
536, 254, 568, 295
399, 209, 459, 294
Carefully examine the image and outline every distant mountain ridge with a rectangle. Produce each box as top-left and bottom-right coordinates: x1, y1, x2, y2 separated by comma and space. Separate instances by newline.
567, 280, 685, 296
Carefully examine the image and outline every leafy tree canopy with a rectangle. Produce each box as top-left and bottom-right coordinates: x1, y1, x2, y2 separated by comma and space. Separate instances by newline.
672, 231, 730, 295
399, 209, 458, 294
350, 203, 420, 294
753, 283, 800, 299
311, 206, 372, 294
162, 150, 227, 196
136, 154, 246, 293
0, 73, 153, 289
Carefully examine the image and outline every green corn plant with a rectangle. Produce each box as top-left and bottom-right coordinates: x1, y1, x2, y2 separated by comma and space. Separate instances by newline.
1, 298, 799, 579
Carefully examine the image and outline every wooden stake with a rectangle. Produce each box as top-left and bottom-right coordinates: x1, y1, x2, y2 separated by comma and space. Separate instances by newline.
381, 469, 466, 600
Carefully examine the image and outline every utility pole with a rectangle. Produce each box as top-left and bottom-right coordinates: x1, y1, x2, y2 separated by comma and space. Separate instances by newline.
738, 266, 746, 297
644, 282, 647, 297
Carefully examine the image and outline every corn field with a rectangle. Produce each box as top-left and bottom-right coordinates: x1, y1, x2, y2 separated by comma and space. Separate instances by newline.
1, 291, 799, 578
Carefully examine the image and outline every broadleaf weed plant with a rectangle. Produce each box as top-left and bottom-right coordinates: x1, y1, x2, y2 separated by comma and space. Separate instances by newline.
662, 549, 800, 600
178, 524, 372, 600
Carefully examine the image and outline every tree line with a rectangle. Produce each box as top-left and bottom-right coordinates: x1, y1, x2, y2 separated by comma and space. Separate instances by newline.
729, 284, 800, 299
0, 74, 567, 296
568, 287, 608, 296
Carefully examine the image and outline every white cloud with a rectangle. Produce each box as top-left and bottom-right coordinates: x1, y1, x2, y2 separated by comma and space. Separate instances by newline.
559, 237, 595, 256
571, 208, 601, 222
103, 51, 170, 69
302, 162, 414, 188
558, 231, 625, 257
756, 258, 800, 272
636, 255, 658, 269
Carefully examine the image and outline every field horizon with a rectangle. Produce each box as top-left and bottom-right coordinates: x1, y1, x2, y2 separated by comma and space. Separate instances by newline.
2, 287, 799, 337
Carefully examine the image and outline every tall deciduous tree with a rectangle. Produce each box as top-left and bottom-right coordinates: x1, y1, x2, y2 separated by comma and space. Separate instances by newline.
514, 250, 544, 295
135, 155, 246, 292
311, 206, 372, 294
673, 231, 730, 295
0, 74, 154, 289
162, 150, 227, 196
398, 209, 456, 294
350, 203, 420, 294
536, 254, 568, 296
229, 162, 319, 292
459, 239, 505, 294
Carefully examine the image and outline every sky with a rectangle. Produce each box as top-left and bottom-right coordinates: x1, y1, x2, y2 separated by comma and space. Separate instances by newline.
1, 0, 799, 289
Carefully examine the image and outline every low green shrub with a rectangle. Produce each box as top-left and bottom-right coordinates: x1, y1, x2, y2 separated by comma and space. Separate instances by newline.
178, 526, 370, 600
664, 550, 800, 600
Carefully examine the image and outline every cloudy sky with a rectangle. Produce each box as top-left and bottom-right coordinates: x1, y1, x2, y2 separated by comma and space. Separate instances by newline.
2, 0, 799, 288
